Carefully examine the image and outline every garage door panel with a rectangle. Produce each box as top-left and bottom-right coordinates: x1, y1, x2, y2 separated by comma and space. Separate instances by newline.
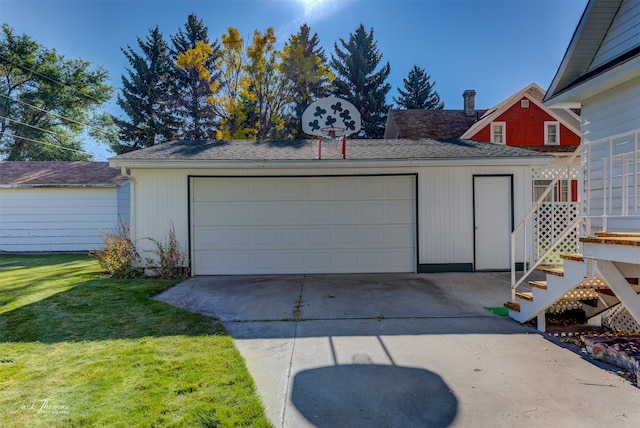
334, 180, 358, 200
358, 179, 385, 198
195, 251, 223, 274
254, 253, 279, 270
279, 204, 305, 224
306, 203, 332, 223
387, 202, 413, 222
333, 203, 358, 223
385, 176, 415, 198
254, 204, 278, 222
280, 252, 305, 271
333, 228, 358, 246
387, 225, 414, 246
193, 228, 223, 250
360, 227, 385, 246
359, 203, 386, 222
193, 202, 224, 225
192, 176, 415, 274
307, 227, 331, 245
277, 181, 305, 199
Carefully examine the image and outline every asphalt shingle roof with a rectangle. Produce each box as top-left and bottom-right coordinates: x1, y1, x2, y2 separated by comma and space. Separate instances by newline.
111, 139, 549, 162
385, 110, 488, 139
0, 161, 127, 186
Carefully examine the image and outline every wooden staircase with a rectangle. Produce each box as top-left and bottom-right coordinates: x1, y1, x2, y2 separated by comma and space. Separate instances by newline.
506, 232, 640, 332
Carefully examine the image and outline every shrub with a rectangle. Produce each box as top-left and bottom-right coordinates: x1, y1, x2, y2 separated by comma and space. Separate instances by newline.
144, 223, 189, 280
94, 222, 142, 278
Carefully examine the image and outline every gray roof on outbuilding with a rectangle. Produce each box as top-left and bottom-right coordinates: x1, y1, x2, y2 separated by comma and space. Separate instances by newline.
111, 139, 549, 162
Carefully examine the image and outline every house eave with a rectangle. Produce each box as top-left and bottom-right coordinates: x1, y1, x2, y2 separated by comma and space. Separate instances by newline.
109, 156, 551, 170
545, 53, 640, 108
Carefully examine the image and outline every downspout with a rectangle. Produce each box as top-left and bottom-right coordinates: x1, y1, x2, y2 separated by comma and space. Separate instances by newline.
119, 167, 137, 250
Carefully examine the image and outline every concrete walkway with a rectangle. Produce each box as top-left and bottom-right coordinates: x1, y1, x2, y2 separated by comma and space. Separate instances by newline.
155, 272, 640, 427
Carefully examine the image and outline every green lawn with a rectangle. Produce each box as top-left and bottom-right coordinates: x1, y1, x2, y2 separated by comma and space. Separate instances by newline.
0, 254, 272, 427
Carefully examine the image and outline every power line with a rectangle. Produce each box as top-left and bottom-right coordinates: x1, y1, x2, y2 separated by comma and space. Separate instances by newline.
0, 53, 108, 104
0, 117, 109, 161
0, 132, 97, 158
0, 114, 61, 138
0, 93, 116, 137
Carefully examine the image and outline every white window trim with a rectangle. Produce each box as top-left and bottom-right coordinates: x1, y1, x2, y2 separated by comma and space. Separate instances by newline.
491, 122, 506, 144
544, 121, 560, 145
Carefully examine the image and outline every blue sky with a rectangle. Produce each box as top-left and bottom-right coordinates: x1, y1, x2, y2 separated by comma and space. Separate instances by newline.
1, 0, 587, 160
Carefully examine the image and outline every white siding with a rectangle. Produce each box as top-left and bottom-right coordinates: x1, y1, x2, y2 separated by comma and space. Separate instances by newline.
117, 180, 130, 225
582, 76, 640, 232
0, 187, 123, 252
418, 166, 529, 267
589, 0, 640, 71
582, 76, 640, 141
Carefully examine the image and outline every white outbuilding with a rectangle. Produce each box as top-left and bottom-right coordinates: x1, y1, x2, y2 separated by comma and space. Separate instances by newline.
109, 138, 552, 275
0, 161, 130, 252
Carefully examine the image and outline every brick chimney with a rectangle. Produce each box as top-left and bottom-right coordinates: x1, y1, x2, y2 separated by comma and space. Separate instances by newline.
463, 90, 476, 117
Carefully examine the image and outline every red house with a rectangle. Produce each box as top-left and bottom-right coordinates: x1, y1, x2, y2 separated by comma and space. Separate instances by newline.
460, 83, 581, 202
460, 83, 581, 151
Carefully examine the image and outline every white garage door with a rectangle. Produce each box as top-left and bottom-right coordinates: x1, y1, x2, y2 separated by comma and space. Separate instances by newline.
191, 176, 416, 275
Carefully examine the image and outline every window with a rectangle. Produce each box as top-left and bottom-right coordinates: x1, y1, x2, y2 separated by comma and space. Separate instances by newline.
521, 99, 529, 108
545, 121, 559, 145
491, 122, 506, 144
533, 179, 573, 202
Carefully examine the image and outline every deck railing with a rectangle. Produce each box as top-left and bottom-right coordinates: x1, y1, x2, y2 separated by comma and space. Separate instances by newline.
583, 128, 640, 235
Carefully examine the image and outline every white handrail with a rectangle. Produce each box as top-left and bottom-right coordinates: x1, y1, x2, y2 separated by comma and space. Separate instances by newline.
510, 128, 640, 300
510, 146, 583, 296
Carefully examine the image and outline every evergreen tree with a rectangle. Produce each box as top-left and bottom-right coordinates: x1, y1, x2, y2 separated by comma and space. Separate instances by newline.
394, 65, 444, 110
330, 24, 391, 139
114, 26, 177, 153
171, 14, 219, 141
0, 24, 112, 160
279, 23, 333, 139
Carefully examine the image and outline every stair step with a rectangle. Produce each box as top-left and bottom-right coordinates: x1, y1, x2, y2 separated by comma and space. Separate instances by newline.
504, 301, 520, 312
580, 235, 640, 247
540, 266, 564, 277
594, 231, 640, 238
528, 280, 548, 290
560, 253, 584, 262
516, 291, 534, 302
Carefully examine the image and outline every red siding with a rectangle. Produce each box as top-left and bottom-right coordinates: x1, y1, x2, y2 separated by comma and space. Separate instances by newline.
469, 97, 580, 147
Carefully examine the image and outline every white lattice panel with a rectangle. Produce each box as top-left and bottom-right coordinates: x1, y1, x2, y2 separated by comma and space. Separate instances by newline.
602, 304, 640, 333
533, 166, 582, 181
547, 278, 608, 313
533, 202, 581, 265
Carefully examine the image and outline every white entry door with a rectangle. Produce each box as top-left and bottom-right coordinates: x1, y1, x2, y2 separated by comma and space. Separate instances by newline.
473, 175, 512, 270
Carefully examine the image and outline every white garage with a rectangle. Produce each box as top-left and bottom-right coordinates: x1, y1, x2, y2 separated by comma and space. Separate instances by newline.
191, 175, 416, 274
110, 139, 551, 275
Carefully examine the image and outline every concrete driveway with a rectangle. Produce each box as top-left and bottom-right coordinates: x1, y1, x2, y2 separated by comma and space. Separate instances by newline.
155, 272, 640, 427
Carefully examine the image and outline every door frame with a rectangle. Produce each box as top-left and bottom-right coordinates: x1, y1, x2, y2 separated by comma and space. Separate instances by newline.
472, 174, 514, 271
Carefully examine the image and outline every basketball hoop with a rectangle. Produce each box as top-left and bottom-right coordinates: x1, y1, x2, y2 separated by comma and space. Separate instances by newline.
301, 97, 361, 160
320, 127, 345, 139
